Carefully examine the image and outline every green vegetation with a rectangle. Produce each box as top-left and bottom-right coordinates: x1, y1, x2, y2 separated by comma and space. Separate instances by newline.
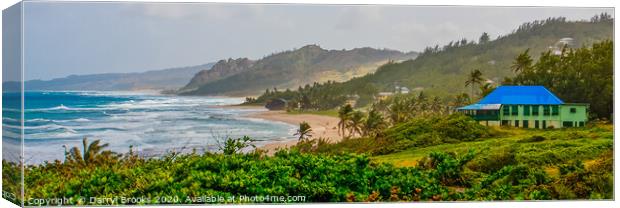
507, 40, 613, 120
182, 45, 416, 96
295, 113, 495, 155
251, 81, 352, 111
64, 138, 116, 166
373, 125, 612, 167
286, 109, 339, 117
295, 122, 314, 141
8, 121, 610, 205
10, 119, 606, 202
382, 114, 493, 151
297, 121, 612, 200
245, 15, 612, 112
3, 14, 613, 205
465, 69, 484, 97
5, 77, 614, 206
217, 136, 256, 155
284, 89, 613, 200
2, 160, 21, 205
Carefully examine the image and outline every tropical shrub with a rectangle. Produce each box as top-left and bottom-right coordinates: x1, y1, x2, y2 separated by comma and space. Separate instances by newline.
417, 150, 476, 186
217, 136, 256, 155
466, 147, 517, 173
382, 114, 491, 150
21, 149, 469, 205
518, 135, 546, 143
552, 151, 613, 199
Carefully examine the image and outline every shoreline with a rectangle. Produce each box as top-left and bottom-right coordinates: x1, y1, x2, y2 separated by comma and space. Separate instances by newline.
229, 106, 342, 154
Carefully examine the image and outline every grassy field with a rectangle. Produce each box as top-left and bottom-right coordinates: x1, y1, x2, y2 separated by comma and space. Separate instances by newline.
373, 124, 613, 176
286, 109, 339, 117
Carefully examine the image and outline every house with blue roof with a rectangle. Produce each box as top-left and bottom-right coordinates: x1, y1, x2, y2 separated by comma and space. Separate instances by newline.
457, 86, 588, 128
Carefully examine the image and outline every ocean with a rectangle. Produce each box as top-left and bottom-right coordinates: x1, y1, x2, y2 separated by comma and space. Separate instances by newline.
2, 91, 296, 164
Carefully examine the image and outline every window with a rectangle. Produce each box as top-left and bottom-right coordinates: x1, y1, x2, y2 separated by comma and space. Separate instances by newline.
579, 121, 585, 127
563, 121, 573, 127
523, 120, 529, 128
503, 105, 510, 116
515, 120, 519, 127
535, 120, 539, 128
511, 105, 518, 116
501, 120, 509, 126
570, 108, 577, 113
543, 105, 550, 116
532, 105, 539, 116
551, 106, 559, 116
542, 120, 546, 129
523, 105, 530, 116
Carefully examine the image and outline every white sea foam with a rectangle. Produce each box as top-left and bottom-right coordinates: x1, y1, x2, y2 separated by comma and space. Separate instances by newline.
2, 108, 21, 113
2, 129, 22, 138
21, 92, 294, 164
27, 118, 51, 122
27, 104, 111, 112
27, 130, 80, 140
2, 117, 21, 123
67, 118, 91, 122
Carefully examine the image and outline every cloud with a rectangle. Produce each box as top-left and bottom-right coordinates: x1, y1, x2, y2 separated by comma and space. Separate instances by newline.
119, 3, 268, 21
22, 3, 614, 80
334, 6, 385, 30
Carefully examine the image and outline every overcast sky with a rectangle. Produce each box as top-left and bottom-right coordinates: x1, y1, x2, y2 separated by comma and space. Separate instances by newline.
18, 2, 613, 80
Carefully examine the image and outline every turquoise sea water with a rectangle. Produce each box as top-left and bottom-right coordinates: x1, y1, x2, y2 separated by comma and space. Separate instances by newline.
2, 91, 295, 164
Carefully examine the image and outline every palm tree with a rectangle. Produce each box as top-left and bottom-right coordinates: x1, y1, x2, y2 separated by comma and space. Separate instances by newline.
465, 69, 484, 97
387, 96, 409, 124
416, 92, 429, 115
294, 122, 313, 141
66, 137, 111, 166
362, 109, 386, 137
450, 93, 471, 110
298, 93, 311, 111
337, 104, 353, 137
479, 83, 496, 98
501, 77, 514, 85
429, 97, 443, 115
511, 49, 533, 73
347, 111, 365, 137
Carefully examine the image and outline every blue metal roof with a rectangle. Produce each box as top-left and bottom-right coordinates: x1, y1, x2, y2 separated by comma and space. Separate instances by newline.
457, 104, 501, 110
478, 86, 564, 105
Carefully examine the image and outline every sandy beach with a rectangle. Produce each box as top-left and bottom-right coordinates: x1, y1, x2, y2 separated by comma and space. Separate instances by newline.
245, 110, 342, 154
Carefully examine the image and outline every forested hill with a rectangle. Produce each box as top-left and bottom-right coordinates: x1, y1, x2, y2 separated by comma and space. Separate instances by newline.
179, 45, 418, 96
320, 16, 613, 98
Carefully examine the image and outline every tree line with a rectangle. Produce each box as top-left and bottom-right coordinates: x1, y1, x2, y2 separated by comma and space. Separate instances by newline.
505, 40, 613, 120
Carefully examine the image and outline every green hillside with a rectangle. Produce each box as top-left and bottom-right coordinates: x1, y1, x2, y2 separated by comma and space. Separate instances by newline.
338, 17, 613, 97
251, 16, 612, 106
180, 45, 417, 96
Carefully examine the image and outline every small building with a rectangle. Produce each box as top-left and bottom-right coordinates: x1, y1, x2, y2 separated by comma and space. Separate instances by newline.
265, 98, 288, 111
457, 86, 588, 128
345, 94, 360, 107
397, 87, 410, 94
376, 92, 393, 100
